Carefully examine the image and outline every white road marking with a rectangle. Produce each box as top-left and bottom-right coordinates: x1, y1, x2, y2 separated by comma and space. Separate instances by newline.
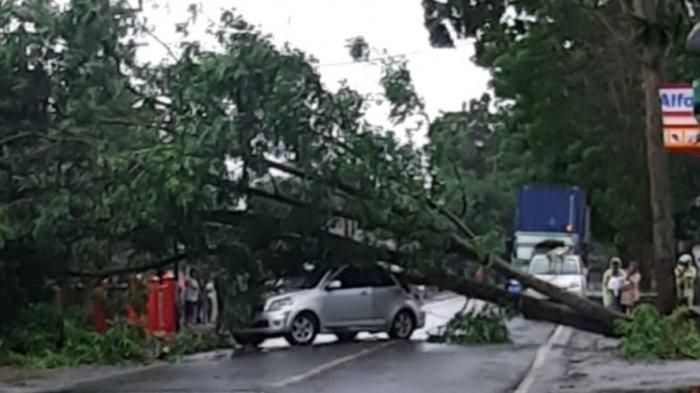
267, 341, 396, 388
513, 325, 566, 393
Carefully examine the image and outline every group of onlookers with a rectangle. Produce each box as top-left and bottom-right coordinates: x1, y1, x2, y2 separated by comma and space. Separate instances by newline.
602, 258, 641, 314
603, 254, 698, 313
182, 268, 219, 326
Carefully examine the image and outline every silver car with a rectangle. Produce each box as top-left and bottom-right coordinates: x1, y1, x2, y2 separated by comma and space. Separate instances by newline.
233, 265, 425, 346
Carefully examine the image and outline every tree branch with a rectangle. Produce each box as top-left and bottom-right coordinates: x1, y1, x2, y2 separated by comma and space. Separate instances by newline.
142, 26, 179, 62
427, 199, 477, 239
0, 132, 57, 146
0, 131, 94, 147
450, 163, 469, 217
447, 232, 629, 326
422, 272, 618, 337
261, 157, 361, 196
220, 179, 359, 222
257, 155, 479, 242
66, 253, 187, 277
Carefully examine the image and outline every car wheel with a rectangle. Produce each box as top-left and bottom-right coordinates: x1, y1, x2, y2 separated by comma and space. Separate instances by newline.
233, 333, 264, 347
335, 332, 358, 342
285, 312, 318, 346
388, 310, 415, 340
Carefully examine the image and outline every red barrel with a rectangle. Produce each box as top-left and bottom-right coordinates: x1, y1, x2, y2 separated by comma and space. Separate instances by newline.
147, 275, 160, 335
161, 271, 176, 336
92, 280, 108, 334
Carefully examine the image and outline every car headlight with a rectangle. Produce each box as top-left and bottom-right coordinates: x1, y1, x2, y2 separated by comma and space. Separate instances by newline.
568, 282, 581, 289
267, 297, 293, 311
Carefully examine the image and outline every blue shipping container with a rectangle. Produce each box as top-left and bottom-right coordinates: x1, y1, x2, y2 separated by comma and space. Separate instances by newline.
516, 185, 588, 240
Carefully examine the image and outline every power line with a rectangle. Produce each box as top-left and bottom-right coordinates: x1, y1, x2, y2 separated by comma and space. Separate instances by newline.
317, 49, 434, 68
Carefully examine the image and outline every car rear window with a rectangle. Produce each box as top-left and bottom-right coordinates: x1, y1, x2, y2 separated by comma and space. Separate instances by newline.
529, 255, 581, 275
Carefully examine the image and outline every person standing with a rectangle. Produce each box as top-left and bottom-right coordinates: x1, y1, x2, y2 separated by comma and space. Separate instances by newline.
621, 261, 641, 314
675, 254, 698, 307
197, 278, 207, 324
185, 269, 200, 325
693, 246, 700, 306
603, 257, 626, 311
204, 279, 218, 326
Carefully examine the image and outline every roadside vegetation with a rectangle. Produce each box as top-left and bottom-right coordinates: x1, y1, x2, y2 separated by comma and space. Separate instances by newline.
616, 305, 700, 360
0, 304, 227, 368
428, 305, 510, 345
0, 305, 148, 367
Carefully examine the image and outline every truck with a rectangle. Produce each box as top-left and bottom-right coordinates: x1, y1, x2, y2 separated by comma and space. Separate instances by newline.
512, 185, 590, 264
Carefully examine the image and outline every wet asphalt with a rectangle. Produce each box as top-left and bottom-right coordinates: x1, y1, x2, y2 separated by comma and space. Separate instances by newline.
65, 297, 555, 393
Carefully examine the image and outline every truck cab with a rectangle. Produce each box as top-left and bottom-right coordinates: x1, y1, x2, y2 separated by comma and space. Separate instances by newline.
512, 185, 591, 264
513, 232, 580, 262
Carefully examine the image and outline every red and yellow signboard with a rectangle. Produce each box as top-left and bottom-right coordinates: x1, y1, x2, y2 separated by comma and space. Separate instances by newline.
660, 83, 700, 152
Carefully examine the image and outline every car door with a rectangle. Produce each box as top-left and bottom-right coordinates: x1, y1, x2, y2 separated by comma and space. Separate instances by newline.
367, 267, 404, 324
321, 266, 374, 327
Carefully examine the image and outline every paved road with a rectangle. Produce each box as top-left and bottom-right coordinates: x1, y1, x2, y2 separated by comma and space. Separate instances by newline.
67, 297, 555, 393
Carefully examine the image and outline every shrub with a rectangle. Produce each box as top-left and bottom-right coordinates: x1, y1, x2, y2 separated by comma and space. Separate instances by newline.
3, 304, 64, 356
616, 304, 700, 360
99, 322, 149, 363
428, 305, 510, 345
167, 328, 231, 358
0, 304, 151, 367
0, 302, 232, 368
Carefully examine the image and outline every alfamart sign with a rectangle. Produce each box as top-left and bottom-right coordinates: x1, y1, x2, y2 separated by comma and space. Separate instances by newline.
660, 87, 694, 111
659, 83, 700, 151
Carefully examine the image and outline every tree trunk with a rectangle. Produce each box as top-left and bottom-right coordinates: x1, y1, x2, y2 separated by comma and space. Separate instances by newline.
624, 241, 654, 291
423, 273, 618, 337
490, 256, 626, 324
449, 234, 628, 327
640, 50, 677, 313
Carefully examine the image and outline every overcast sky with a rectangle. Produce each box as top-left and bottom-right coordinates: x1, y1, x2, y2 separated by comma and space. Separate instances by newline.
139, 0, 490, 143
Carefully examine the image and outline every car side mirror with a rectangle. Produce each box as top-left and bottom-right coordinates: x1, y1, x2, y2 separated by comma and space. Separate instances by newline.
326, 280, 342, 290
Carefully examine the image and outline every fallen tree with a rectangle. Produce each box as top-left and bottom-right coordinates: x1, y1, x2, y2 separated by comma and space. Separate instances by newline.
250, 157, 631, 334
0, 1, 634, 338
461, 239, 627, 328
417, 272, 618, 337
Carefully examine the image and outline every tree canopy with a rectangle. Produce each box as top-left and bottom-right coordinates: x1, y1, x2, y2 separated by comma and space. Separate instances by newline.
0, 0, 472, 330
422, 0, 700, 304
2, 0, 683, 337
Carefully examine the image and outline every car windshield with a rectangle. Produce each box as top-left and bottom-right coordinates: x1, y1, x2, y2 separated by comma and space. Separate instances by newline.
274, 269, 327, 290
529, 255, 581, 275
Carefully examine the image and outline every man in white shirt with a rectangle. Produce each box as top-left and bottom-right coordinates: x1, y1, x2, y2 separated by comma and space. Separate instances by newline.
203, 280, 218, 325
185, 270, 200, 325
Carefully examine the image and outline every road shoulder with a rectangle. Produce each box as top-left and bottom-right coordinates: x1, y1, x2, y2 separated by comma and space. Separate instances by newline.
529, 329, 700, 392
513, 325, 572, 393
0, 350, 231, 393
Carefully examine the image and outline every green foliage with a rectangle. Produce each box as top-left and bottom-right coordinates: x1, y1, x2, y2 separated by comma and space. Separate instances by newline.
0, 304, 150, 367
428, 305, 510, 345
168, 328, 231, 358
379, 59, 425, 125
0, 303, 235, 367
428, 95, 516, 258
422, 0, 700, 258
3, 304, 65, 356
616, 304, 700, 360
0, 0, 491, 340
